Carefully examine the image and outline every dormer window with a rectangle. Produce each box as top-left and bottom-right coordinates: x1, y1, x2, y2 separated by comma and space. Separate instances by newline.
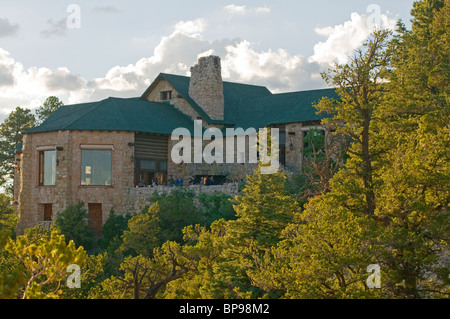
160, 91, 172, 101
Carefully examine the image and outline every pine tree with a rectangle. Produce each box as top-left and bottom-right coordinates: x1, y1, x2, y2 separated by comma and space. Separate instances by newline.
0, 107, 35, 192
374, 0, 450, 298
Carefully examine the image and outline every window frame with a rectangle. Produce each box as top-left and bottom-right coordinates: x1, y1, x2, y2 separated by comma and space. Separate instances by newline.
80, 146, 113, 187
160, 90, 172, 101
38, 147, 57, 186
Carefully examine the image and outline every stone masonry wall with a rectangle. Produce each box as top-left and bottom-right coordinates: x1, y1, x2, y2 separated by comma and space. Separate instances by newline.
189, 56, 224, 121
15, 130, 135, 234
122, 183, 240, 214
285, 123, 305, 174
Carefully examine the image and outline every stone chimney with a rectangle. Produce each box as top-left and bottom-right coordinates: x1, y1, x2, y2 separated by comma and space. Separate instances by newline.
189, 55, 224, 121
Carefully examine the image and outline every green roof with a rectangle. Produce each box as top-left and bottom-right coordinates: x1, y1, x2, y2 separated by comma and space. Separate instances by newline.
235, 88, 339, 129
26, 72, 338, 136
25, 97, 196, 135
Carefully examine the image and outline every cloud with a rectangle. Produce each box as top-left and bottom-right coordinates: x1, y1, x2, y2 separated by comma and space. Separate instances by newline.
224, 4, 247, 15
309, 12, 396, 66
256, 6, 271, 14
44, 68, 86, 91
0, 16, 327, 117
221, 41, 322, 92
0, 48, 85, 117
40, 18, 67, 38
0, 17, 20, 38
74, 20, 322, 101
224, 4, 270, 15
92, 6, 120, 13
174, 18, 207, 35
0, 64, 15, 87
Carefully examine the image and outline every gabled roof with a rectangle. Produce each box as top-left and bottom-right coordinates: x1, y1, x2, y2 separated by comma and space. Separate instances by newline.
141, 73, 272, 125
25, 97, 197, 135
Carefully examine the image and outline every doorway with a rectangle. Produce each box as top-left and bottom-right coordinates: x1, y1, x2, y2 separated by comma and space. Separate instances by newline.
88, 203, 103, 234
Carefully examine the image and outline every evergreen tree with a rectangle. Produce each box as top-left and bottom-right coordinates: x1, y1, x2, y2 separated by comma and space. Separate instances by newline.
53, 201, 95, 252
0, 107, 35, 192
35, 96, 63, 125
4, 226, 86, 299
374, 0, 450, 298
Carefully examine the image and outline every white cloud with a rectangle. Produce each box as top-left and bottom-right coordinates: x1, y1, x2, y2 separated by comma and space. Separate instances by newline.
309, 12, 396, 66
256, 6, 271, 14
224, 4, 247, 15
0, 48, 87, 117
224, 4, 271, 15
0, 16, 327, 118
221, 41, 322, 92
174, 18, 207, 35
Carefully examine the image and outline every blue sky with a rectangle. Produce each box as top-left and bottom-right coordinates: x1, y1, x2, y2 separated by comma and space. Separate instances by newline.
0, 0, 416, 120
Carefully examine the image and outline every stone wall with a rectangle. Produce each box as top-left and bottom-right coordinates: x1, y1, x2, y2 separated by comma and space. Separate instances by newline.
189, 56, 224, 121
285, 123, 305, 174
15, 129, 248, 234
122, 183, 241, 214
15, 130, 135, 234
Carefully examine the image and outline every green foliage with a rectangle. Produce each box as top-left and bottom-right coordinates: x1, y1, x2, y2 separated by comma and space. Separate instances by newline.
0, 230, 27, 299
56, 253, 107, 299
287, 127, 347, 206
35, 96, 63, 125
121, 202, 162, 256
4, 226, 86, 299
0, 193, 17, 236
91, 242, 192, 299
165, 164, 300, 299
197, 192, 236, 225
53, 201, 95, 252
98, 209, 130, 252
147, 188, 203, 243
371, 0, 450, 298
315, 29, 393, 218
249, 192, 381, 299
0, 107, 35, 191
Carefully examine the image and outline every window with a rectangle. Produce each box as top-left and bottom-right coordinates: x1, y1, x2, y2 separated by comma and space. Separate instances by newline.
160, 91, 172, 100
81, 150, 112, 186
39, 150, 56, 186
140, 159, 156, 171
159, 161, 167, 172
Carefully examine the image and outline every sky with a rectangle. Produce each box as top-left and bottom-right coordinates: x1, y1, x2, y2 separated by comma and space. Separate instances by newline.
0, 0, 417, 122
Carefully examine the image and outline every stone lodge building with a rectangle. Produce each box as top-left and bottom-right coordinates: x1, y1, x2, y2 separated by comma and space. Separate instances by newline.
13, 55, 338, 234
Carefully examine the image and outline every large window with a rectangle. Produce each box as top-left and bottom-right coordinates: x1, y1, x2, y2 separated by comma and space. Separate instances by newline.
39, 150, 56, 186
81, 150, 112, 186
